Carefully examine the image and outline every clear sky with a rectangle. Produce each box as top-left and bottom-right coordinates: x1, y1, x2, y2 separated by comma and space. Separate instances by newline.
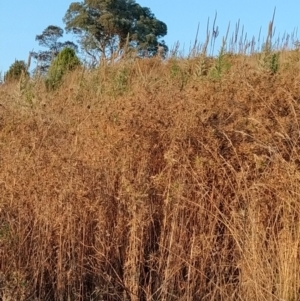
0, 0, 299, 74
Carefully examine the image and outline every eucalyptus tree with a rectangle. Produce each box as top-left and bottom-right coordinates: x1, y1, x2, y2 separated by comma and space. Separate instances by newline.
63, 0, 168, 63
31, 25, 78, 74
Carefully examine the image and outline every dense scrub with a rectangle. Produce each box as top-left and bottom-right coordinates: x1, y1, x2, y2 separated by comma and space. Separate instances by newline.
4, 60, 29, 83
1, 51, 300, 300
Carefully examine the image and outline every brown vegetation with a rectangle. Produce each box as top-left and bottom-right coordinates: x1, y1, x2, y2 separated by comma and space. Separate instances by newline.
1, 50, 300, 300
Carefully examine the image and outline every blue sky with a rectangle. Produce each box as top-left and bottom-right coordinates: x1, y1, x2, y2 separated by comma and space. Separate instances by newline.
0, 0, 299, 74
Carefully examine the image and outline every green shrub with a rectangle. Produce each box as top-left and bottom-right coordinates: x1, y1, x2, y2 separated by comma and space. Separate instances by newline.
4, 60, 28, 82
258, 41, 280, 74
46, 47, 80, 90
209, 43, 231, 80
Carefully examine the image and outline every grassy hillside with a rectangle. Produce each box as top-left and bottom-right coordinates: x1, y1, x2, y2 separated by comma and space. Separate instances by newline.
1, 49, 300, 300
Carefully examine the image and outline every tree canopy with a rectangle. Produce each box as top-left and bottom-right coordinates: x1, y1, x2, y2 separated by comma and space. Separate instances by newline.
63, 0, 168, 63
32, 25, 78, 74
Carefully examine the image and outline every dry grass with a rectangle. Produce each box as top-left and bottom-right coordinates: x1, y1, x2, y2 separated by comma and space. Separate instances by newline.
1, 49, 300, 301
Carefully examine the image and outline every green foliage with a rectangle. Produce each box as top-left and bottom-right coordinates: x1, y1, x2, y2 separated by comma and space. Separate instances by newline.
258, 16, 280, 75
209, 43, 231, 80
169, 60, 189, 91
170, 61, 181, 78
63, 0, 168, 61
4, 60, 29, 82
113, 67, 129, 96
269, 52, 280, 74
259, 47, 280, 74
32, 25, 78, 74
46, 48, 81, 90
